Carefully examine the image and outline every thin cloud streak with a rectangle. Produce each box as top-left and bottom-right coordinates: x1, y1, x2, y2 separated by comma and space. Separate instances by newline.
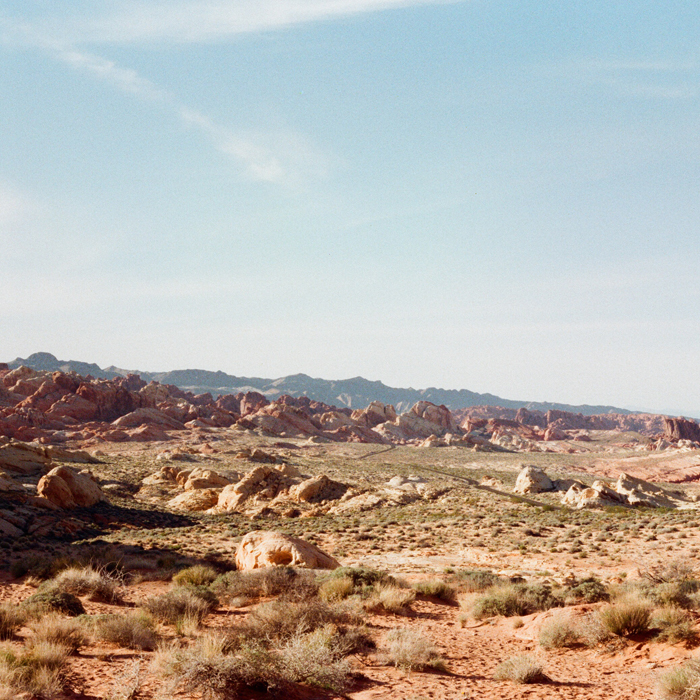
47, 0, 461, 45
0, 14, 327, 186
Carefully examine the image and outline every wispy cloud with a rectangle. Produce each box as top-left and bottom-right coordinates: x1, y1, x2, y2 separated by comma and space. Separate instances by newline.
30, 0, 460, 45
0, 13, 329, 186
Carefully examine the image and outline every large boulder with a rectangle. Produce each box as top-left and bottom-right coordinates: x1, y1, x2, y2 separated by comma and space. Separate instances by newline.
183, 467, 233, 491
0, 441, 52, 474
236, 530, 339, 570
615, 473, 681, 508
513, 466, 554, 494
562, 480, 625, 509
215, 465, 295, 513
112, 407, 185, 430
37, 466, 104, 508
291, 475, 348, 503
167, 489, 220, 512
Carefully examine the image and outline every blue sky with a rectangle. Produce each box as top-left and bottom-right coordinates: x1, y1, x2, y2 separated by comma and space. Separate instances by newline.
1, 0, 699, 415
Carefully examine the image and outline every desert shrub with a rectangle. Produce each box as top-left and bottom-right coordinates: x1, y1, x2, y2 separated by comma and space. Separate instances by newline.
493, 654, 547, 684
92, 611, 158, 651
151, 635, 282, 697
212, 567, 317, 603
652, 607, 698, 645
0, 604, 25, 640
564, 578, 609, 604
365, 584, 416, 615
9, 554, 76, 581
383, 628, 446, 672
576, 611, 612, 647
0, 640, 69, 696
27, 613, 89, 652
658, 658, 700, 700
599, 602, 652, 636
413, 580, 456, 602
241, 598, 352, 644
143, 587, 217, 625
538, 614, 579, 649
51, 566, 122, 603
328, 567, 390, 589
453, 569, 501, 592
319, 576, 354, 602
22, 589, 85, 617
172, 565, 218, 588
472, 582, 562, 620
278, 625, 352, 692
645, 581, 698, 610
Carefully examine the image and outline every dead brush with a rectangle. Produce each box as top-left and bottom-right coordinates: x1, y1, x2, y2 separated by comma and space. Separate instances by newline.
143, 587, 218, 626
0, 640, 70, 696
51, 566, 123, 603
91, 611, 159, 650
493, 654, 547, 684
27, 613, 89, 653
211, 567, 318, 603
382, 627, 446, 672
238, 598, 356, 645
365, 583, 416, 615
0, 604, 25, 641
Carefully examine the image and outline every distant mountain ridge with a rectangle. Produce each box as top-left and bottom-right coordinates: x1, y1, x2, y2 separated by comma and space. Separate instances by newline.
8, 352, 632, 416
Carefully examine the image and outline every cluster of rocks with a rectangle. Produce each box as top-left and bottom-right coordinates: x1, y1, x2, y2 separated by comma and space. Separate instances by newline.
512, 465, 691, 510
0, 439, 108, 539
0, 366, 497, 448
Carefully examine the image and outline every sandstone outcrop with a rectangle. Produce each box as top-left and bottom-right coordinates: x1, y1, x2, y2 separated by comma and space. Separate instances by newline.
37, 466, 104, 509
215, 465, 295, 513
513, 466, 554, 494
167, 488, 220, 511
291, 475, 347, 503
665, 417, 700, 443
235, 530, 339, 570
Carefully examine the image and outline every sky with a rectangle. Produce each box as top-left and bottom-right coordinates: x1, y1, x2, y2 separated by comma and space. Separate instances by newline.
1, 1, 699, 416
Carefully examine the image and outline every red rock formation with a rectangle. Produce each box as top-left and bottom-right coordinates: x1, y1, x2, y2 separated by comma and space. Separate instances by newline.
664, 417, 700, 442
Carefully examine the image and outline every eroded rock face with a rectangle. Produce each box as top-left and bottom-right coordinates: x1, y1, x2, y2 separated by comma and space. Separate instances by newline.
182, 467, 232, 491
215, 465, 295, 513
235, 530, 339, 570
665, 417, 700, 443
291, 475, 347, 503
0, 441, 52, 474
167, 488, 220, 511
615, 473, 681, 508
513, 466, 554, 494
37, 466, 104, 509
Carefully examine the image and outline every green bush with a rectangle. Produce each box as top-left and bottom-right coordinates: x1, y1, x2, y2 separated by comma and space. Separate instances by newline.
413, 580, 456, 602
472, 583, 562, 620
143, 588, 217, 625
212, 567, 317, 602
92, 612, 159, 651
22, 589, 85, 617
599, 602, 651, 637
564, 578, 609, 604
453, 569, 500, 592
172, 565, 218, 588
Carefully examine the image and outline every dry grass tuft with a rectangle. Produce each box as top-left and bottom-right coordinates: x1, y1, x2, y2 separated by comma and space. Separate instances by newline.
27, 613, 89, 652
365, 584, 416, 615
0, 605, 25, 641
658, 658, 700, 700
599, 602, 652, 637
92, 611, 159, 650
538, 613, 579, 649
143, 587, 217, 626
172, 565, 218, 588
52, 566, 123, 603
383, 628, 446, 672
493, 654, 547, 684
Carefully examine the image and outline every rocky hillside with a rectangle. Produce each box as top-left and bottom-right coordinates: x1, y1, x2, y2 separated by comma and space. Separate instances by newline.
9, 352, 632, 415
